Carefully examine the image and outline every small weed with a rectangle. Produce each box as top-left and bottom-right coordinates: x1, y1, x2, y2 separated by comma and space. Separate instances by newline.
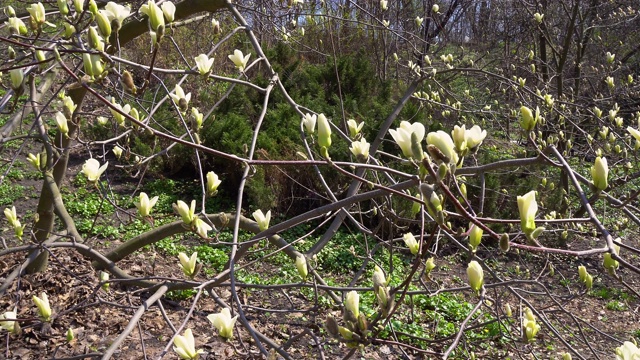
0, 182, 25, 205
165, 289, 197, 300
605, 300, 627, 311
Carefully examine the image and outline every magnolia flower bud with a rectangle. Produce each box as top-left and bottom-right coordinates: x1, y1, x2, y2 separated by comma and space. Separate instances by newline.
317, 114, 332, 149
603, 253, 619, 275
66, 328, 74, 342
425, 257, 436, 273
591, 156, 608, 191
432, 4, 439, 13
169, 84, 191, 112
605, 76, 615, 89
517, 190, 540, 239
499, 233, 510, 252
533, 12, 544, 23
99, 271, 110, 291
605, 52, 615, 64
211, 18, 220, 34
467, 261, 484, 293
504, 303, 512, 317
344, 291, 359, 323
468, 224, 483, 253
140, 0, 164, 32
96, 10, 111, 37
32, 292, 52, 322
121, 70, 137, 95
338, 325, 353, 340
522, 307, 540, 342
372, 265, 386, 292
520, 106, 538, 131
295, 255, 308, 280
9, 69, 23, 92
55, 112, 69, 137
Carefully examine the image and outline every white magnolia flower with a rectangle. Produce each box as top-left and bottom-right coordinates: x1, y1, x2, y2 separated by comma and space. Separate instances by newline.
347, 119, 364, 138
174, 200, 196, 225
169, 84, 191, 111
389, 121, 425, 158
109, 97, 131, 126
427, 130, 458, 165
178, 252, 198, 277
173, 329, 203, 359
82, 158, 108, 182
252, 209, 271, 231
27, 153, 42, 169
0, 310, 18, 333
27, 3, 46, 25
616, 341, 640, 360
112, 145, 123, 159
302, 113, 317, 134
193, 218, 212, 238
194, 54, 214, 75
4, 206, 18, 227
206, 171, 222, 195
465, 125, 487, 149
104, 2, 131, 27
350, 138, 370, 160
160, 2, 175, 22
139, 0, 164, 31
207, 308, 238, 339
228, 49, 251, 72
134, 192, 158, 217
6, 17, 28, 35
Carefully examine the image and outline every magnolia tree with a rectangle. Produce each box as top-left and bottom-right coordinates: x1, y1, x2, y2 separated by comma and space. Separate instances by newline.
1, 0, 639, 359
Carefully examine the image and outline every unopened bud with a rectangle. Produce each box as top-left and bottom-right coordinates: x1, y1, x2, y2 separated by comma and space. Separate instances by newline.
499, 233, 510, 252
